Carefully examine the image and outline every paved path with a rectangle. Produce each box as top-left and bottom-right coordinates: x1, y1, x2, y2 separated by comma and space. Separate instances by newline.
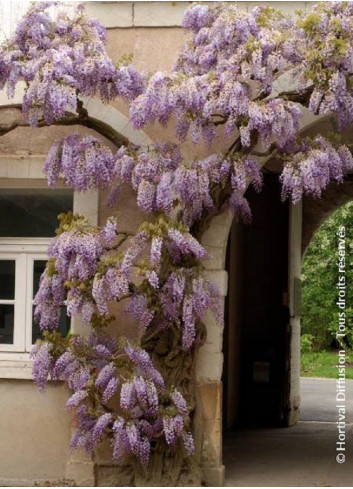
224, 378, 353, 487
301, 377, 353, 423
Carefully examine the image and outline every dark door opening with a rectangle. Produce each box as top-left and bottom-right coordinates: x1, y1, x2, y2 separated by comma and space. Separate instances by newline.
223, 174, 290, 429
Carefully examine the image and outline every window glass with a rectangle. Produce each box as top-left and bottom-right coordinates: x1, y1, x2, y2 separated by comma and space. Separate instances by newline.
31, 260, 70, 344
0, 260, 15, 299
0, 260, 16, 344
0, 188, 73, 237
0, 304, 14, 344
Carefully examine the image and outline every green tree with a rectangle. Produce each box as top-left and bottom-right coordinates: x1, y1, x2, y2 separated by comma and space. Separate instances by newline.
301, 201, 353, 350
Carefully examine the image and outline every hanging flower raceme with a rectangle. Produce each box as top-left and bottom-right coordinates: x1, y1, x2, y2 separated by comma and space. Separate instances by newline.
280, 136, 353, 204
118, 144, 263, 226
44, 133, 117, 191
240, 99, 302, 151
34, 214, 119, 330
44, 136, 183, 212
130, 4, 301, 144
157, 269, 222, 349
31, 332, 194, 468
93, 216, 220, 348
298, 2, 353, 128
33, 264, 66, 331
174, 152, 263, 225
33, 212, 220, 351
114, 142, 182, 212
44, 127, 264, 226
0, 2, 144, 125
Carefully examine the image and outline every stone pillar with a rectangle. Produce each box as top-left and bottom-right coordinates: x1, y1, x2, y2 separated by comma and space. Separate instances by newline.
287, 201, 303, 426
194, 271, 227, 486
64, 190, 100, 486
196, 211, 233, 487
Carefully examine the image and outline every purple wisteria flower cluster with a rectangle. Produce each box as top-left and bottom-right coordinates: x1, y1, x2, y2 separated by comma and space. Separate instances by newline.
44, 132, 264, 224
0, 2, 144, 125
127, 2, 353, 206
34, 212, 221, 351
44, 133, 117, 191
130, 4, 301, 147
301, 3, 353, 129
31, 333, 194, 467
113, 143, 264, 224
9, 0, 353, 476
34, 214, 119, 329
280, 137, 353, 203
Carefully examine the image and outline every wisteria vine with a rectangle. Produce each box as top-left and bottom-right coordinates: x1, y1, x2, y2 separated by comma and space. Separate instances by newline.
1, 0, 353, 478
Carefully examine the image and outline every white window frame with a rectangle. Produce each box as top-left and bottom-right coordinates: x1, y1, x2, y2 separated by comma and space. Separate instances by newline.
0, 242, 49, 353
25, 249, 50, 352
0, 168, 98, 379
0, 252, 27, 352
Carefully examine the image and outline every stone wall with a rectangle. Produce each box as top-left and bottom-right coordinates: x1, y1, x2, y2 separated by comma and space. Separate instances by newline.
0, 380, 72, 486
302, 177, 353, 254
0, 2, 332, 487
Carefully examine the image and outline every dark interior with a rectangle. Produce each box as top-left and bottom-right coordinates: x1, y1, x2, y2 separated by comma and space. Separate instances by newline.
223, 174, 290, 429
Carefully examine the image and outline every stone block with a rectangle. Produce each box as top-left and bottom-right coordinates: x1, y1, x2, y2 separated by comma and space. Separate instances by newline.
73, 190, 99, 226
204, 311, 224, 351
196, 349, 223, 382
200, 418, 222, 465
202, 245, 226, 270
84, 2, 133, 28
65, 459, 94, 487
134, 2, 188, 27
28, 159, 45, 178
196, 382, 222, 421
95, 464, 134, 487
204, 270, 228, 297
5, 158, 29, 179
201, 223, 230, 248
202, 464, 225, 487
207, 209, 233, 228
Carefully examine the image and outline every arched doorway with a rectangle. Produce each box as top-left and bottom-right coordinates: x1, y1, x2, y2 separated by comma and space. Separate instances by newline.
221, 177, 353, 486
223, 174, 290, 430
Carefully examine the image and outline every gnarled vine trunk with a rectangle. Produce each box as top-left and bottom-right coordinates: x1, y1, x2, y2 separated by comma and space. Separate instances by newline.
134, 324, 206, 486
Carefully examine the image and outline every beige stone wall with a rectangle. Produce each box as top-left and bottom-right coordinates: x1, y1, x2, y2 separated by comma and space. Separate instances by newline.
0, 380, 72, 485
0, 2, 324, 487
0, 111, 108, 486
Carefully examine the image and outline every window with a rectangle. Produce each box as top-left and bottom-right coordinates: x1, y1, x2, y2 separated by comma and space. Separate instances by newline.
0, 187, 73, 353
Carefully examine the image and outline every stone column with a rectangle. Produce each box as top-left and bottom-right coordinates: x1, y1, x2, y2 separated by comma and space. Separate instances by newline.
65, 190, 99, 486
196, 211, 233, 487
287, 201, 303, 426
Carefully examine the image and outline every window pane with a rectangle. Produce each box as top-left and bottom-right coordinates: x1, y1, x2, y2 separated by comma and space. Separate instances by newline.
32, 260, 70, 344
0, 304, 14, 344
0, 260, 15, 299
0, 188, 73, 237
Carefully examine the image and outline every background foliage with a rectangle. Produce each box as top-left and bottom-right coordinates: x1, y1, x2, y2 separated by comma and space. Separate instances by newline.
301, 200, 353, 350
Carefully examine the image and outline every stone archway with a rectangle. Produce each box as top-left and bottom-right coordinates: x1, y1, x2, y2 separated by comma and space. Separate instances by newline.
195, 109, 353, 485
2, 85, 351, 487
302, 176, 353, 255
197, 178, 353, 487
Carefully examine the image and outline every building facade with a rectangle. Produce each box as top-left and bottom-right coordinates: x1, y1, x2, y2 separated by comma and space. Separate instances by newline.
1, 2, 353, 486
